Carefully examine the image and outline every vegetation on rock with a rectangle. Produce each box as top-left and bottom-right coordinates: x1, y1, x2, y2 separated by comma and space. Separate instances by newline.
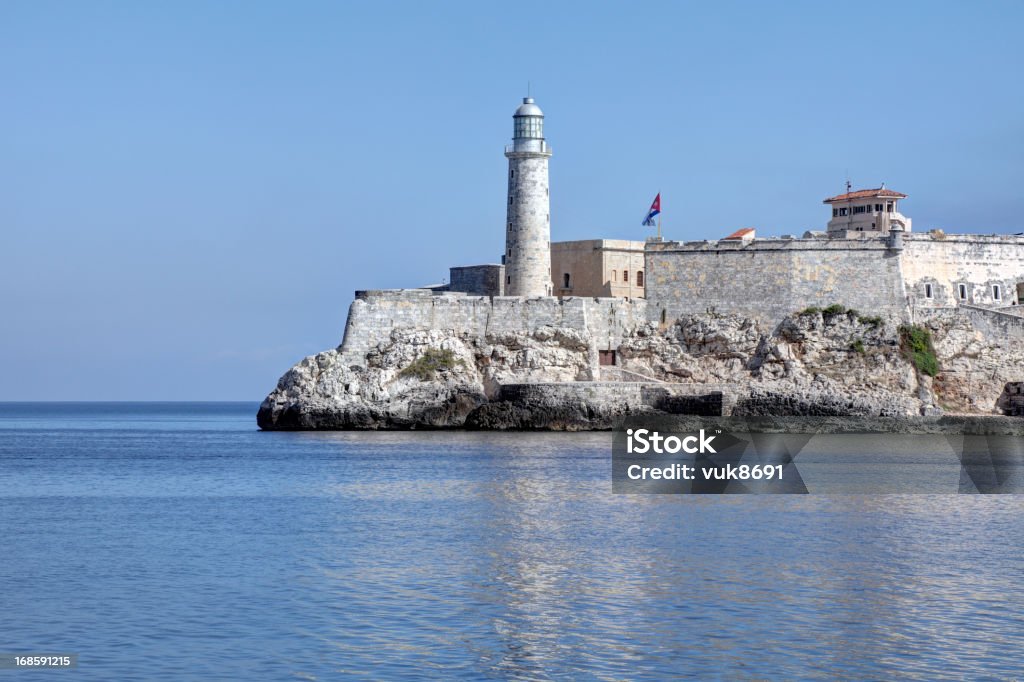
899, 324, 939, 377
857, 314, 883, 328
399, 348, 463, 381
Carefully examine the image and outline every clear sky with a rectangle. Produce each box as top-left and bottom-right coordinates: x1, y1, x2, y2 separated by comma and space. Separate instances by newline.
2, 1, 1022, 400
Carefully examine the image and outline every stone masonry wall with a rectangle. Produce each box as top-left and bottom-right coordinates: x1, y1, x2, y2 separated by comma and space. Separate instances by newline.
340, 289, 647, 362
916, 304, 1024, 343
645, 237, 908, 326
901, 233, 1024, 310
449, 264, 505, 296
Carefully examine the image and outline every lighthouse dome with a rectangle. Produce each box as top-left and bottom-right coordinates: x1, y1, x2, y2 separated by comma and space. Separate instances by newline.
514, 97, 544, 117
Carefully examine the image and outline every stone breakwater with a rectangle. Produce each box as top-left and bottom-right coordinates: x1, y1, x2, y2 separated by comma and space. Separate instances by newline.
257, 294, 1024, 431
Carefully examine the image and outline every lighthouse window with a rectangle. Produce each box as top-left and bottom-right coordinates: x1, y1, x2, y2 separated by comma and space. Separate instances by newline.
510, 169, 514, 179
509, 196, 513, 205
514, 117, 543, 138
832, 209, 838, 217
886, 202, 894, 212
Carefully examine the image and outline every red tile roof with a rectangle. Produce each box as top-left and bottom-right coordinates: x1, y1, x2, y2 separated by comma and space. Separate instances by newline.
823, 187, 906, 203
723, 227, 756, 240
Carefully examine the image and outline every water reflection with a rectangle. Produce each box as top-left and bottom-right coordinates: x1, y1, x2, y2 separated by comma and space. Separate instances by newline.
2, 408, 1023, 680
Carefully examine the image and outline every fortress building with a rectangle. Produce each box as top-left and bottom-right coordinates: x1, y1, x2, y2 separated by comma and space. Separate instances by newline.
503, 97, 553, 296
261, 93, 1024, 429
551, 239, 646, 298
429, 94, 1024, 334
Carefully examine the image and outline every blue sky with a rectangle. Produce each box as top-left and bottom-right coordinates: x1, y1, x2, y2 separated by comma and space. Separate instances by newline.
2, 1, 1022, 400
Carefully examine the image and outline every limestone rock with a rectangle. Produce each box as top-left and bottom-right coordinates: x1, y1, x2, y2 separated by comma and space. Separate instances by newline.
258, 307, 1023, 430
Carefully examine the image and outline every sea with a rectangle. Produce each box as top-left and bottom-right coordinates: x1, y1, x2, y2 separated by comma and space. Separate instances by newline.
1, 402, 1022, 680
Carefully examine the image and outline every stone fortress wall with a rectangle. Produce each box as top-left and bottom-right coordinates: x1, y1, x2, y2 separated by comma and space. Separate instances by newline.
645, 232, 1024, 326
340, 288, 647, 363
645, 236, 909, 325
901, 233, 1024, 310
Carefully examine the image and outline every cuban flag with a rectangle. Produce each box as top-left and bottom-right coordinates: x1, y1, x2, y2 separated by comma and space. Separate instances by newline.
642, 193, 661, 226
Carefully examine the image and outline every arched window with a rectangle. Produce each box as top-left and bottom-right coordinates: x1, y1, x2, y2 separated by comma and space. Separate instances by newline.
636, 270, 644, 287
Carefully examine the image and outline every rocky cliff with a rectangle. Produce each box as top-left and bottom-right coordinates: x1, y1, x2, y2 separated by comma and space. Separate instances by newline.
257, 308, 1023, 430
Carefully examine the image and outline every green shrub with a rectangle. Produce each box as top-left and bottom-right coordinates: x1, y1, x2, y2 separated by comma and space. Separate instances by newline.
850, 338, 865, 354
799, 306, 821, 316
858, 315, 883, 328
398, 348, 462, 381
822, 303, 847, 316
899, 324, 939, 377
846, 308, 860, 319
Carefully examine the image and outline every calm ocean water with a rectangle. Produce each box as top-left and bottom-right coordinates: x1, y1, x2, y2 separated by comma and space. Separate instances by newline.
1, 402, 1022, 680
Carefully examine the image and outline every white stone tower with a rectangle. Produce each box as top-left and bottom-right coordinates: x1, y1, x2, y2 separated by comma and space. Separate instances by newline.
504, 96, 552, 297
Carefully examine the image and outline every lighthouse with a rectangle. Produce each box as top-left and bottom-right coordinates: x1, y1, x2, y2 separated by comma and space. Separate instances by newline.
504, 96, 552, 297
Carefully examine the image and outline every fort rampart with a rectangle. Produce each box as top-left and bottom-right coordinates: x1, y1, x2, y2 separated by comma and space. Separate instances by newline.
340, 289, 648, 360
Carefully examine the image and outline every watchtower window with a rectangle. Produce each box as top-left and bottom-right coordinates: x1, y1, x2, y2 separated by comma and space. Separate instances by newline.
958, 284, 967, 300
925, 283, 933, 299
637, 270, 644, 287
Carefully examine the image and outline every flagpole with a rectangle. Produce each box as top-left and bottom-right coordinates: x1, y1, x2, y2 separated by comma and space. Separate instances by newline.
657, 191, 661, 241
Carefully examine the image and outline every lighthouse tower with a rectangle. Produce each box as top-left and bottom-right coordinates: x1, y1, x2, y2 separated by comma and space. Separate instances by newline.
504, 96, 552, 297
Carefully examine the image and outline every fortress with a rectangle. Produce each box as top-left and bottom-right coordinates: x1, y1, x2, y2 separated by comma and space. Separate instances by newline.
259, 96, 1024, 429
345, 95, 1024, 364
